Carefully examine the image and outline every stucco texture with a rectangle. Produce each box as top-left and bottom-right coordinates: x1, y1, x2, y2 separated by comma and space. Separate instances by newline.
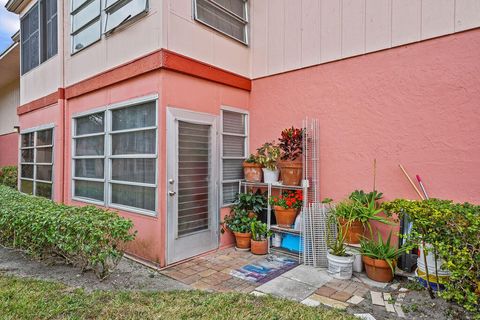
250, 30, 480, 240
0, 133, 18, 167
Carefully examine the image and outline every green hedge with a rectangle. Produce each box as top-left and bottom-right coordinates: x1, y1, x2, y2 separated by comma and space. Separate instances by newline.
383, 199, 480, 313
0, 166, 17, 189
0, 185, 136, 278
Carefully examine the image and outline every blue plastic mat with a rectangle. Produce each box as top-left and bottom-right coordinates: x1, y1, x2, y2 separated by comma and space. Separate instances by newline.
230, 255, 299, 284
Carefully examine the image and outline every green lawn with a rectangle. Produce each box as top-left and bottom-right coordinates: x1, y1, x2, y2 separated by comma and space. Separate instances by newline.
0, 275, 355, 320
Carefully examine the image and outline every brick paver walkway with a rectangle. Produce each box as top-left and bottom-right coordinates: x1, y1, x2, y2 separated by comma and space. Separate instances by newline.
160, 247, 263, 293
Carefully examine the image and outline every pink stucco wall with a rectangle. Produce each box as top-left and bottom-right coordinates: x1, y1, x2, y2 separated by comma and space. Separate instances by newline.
0, 132, 18, 167
250, 29, 480, 240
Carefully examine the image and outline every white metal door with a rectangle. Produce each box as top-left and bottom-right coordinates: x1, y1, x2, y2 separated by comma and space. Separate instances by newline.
166, 107, 218, 264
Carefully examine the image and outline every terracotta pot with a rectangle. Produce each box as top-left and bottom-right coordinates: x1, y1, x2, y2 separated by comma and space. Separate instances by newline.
243, 162, 263, 182
233, 232, 251, 249
279, 159, 303, 186
251, 239, 268, 255
274, 206, 298, 228
339, 218, 364, 244
362, 256, 396, 282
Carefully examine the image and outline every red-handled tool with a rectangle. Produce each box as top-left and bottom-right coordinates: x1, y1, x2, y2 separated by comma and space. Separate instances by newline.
416, 175, 429, 199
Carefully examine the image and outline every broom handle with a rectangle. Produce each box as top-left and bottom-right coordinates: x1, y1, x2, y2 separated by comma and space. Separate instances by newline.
399, 165, 425, 200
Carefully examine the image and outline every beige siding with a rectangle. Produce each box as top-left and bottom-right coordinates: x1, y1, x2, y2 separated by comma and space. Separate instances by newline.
251, 0, 480, 78
0, 81, 20, 136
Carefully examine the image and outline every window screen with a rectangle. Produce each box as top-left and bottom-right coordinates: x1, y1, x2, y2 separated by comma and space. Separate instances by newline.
194, 0, 248, 44
20, 128, 54, 199
221, 110, 247, 205
21, 3, 40, 74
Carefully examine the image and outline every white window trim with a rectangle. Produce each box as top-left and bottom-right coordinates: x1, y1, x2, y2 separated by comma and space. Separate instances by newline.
71, 94, 159, 216
103, 0, 149, 34
220, 106, 249, 207
193, 0, 249, 46
18, 123, 56, 199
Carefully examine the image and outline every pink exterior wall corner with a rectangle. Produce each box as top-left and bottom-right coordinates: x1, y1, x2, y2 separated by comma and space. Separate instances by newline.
249, 29, 480, 241
0, 132, 19, 167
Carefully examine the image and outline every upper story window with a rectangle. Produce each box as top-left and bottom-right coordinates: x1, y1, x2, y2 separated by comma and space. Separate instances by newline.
70, 0, 149, 54
194, 0, 248, 45
20, 0, 58, 74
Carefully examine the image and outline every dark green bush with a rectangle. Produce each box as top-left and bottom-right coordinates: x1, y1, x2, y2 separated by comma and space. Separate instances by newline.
0, 185, 136, 278
383, 199, 480, 313
0, 166, 18, 189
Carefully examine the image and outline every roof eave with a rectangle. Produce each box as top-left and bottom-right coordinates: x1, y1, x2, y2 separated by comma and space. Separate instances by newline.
5, 0, 29, 14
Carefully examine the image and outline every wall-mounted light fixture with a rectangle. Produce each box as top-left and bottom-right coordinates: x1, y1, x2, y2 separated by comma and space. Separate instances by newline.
13, 126, 20, 133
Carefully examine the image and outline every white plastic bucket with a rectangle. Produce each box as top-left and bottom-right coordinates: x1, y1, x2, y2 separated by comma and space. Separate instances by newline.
417, 244, 450, 276
327, 252, 355, 279
272, 233, 282, 247
346, 247, 363, 273
263, 168, 279, 183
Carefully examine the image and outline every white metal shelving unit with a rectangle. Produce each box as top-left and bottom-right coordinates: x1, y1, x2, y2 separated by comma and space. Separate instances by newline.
238, 180, 309, 260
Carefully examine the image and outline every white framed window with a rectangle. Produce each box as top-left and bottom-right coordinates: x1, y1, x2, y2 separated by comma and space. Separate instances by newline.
70, 0, 102, 53
220, 107, 248, 206
21, 0, 58, 74
19, 125, 55, 199
193, 0, 248, 45
72, 96, 158, 215
104, 0, 149, 33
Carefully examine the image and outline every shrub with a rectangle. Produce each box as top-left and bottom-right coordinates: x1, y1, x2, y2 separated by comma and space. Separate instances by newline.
0, 166, 18, 189
382, 199, 480, 313
0, 185, 136, 278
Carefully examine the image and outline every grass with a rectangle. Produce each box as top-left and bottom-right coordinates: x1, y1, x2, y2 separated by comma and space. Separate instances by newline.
0, 275, 355, 320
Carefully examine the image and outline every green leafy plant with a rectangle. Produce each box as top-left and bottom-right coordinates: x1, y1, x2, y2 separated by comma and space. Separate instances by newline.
278, 127, 304, 161
223, 207, 256, 234
382, 199, 480, 313
0, 185, 135, 279
349, 189, 383, 206
0, 166, 18, 189
256, 142, 281, 170
251, 220, 272, 241
360, 232, 405, 274
323, 199, 349, 257
234, 191, 267, 215
244, 154, 260, 164
334, 199, 393, 236
269, 190, 303, 209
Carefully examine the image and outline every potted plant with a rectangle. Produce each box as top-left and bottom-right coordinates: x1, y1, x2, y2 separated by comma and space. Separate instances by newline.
223, 207, 256, 250
335, 190, 393, 244
233, 191, 267, 219
278, 127, 304, 186
250, 220, 272, 255
269, 190, 303, 228
326, 200, 355, 279
360, 232, 405, 282
243, 154, 263, 182
257, 142, 281, 183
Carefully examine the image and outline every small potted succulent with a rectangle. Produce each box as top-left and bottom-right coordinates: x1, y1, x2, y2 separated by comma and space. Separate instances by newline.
250, 220, 272, 255
233, 191, 267, 219
335, 190, 392, 244
257, 142, 281, 183
360, 232, 405, 282
243, 154, 262, 182
269, 190, 303, 228
223, 207, 256, 250
278, 127, 304, 186
325, 199, 355, 279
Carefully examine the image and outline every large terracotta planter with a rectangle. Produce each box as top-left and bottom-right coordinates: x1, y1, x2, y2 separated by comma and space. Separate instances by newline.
362, 256, 395, 283
339, 218, 364, 244
279, 159, 303, 186
233, 232, 251, 250
251, 239, 268, 255
274, 206, 298, 228
243, 162, 263, 182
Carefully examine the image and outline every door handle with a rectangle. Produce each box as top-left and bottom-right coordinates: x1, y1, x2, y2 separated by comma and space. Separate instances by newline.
168, 191, 176, 196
